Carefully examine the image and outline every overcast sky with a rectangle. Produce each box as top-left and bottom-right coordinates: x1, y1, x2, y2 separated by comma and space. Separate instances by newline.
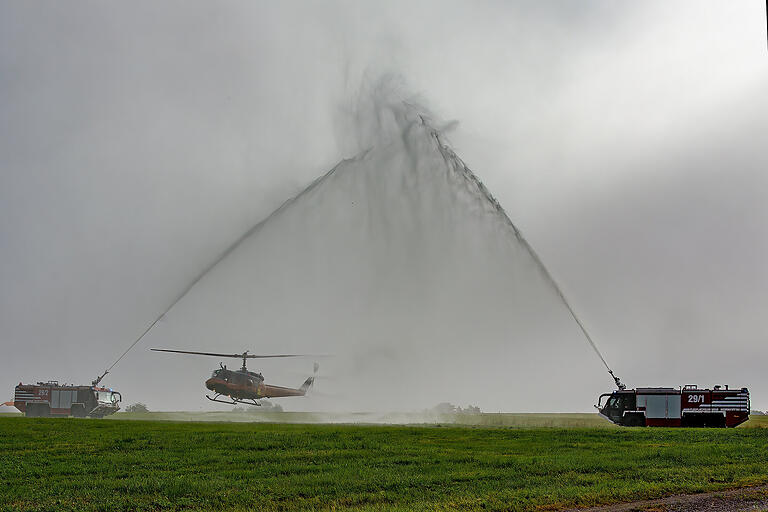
1, 1, 767, 412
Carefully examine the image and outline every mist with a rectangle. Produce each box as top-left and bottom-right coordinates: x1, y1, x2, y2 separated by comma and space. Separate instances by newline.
139, 76, 600, 413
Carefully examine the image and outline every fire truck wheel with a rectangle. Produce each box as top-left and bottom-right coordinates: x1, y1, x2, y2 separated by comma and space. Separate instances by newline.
71, 404, 86, 418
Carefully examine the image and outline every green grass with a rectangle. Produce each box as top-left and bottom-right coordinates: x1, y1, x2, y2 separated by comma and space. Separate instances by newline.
1, 417, 768, 511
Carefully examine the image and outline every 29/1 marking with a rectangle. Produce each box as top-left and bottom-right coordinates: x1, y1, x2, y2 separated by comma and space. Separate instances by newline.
687, 394, 705, 403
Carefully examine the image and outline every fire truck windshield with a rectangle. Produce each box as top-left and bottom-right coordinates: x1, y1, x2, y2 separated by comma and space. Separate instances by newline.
96, 390, 119, 404
606, 394, 631, 411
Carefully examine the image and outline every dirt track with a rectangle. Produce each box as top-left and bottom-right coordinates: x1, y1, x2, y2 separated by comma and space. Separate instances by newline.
567, 485, 768, 512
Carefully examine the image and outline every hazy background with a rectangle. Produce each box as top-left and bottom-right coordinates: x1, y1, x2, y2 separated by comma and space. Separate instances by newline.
1, 1, 766, 412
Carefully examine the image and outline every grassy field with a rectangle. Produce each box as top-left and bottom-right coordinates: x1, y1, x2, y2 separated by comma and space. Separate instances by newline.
2, 415, 768, 511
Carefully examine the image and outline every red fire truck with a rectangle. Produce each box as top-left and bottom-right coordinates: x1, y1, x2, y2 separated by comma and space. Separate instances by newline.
11, 381, 121, 418
597, 385, 750, 427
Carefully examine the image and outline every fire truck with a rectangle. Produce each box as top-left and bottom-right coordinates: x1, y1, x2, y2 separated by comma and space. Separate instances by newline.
12, 381, 121, 418
597, 385, 750, 427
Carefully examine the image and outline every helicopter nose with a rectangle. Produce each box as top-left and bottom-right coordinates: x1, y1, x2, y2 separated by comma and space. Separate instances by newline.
205, 378, 216, 391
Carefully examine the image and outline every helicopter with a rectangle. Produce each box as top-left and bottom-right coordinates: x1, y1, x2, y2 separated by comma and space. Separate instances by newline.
151, 348, 319, 406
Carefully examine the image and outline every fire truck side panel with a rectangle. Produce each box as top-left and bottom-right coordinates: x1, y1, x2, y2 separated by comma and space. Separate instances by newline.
714, 389, 749, 427
680, 388, 748, 427
682, 390, 711, 410
637, 389, 682, 427
13, 385, 36, 414
668, 393, 682, 419
643, 394, 668, 419
50, 389, 80, 415
77, 388, 92, 407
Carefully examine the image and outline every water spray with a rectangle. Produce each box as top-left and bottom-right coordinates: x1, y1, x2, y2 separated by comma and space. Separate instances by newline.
93, 159, 351, 384
427, 123, 625, 390
100, 92, 625, 393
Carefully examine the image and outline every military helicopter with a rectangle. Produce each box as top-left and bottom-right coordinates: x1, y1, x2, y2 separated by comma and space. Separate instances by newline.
151, 348, 319, 406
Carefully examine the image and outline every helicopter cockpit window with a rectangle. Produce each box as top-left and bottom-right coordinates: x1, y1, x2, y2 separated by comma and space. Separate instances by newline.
211, 369, 221, 379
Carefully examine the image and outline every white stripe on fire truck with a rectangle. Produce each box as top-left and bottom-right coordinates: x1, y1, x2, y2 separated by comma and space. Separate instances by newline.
695, 407, 749, 411
686, 406, 748, 409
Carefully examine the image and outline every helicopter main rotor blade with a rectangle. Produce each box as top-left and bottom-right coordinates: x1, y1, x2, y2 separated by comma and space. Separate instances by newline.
150, 348, 323, 359
151, 348, 248, 358
245, 354, 319, 358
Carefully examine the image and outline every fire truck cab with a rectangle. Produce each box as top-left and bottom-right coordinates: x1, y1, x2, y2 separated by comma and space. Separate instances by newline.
13, 381, 121, 418
597, 385, 750, 428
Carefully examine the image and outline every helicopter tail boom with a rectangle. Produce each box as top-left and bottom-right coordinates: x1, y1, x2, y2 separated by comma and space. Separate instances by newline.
260, 377, 314, 398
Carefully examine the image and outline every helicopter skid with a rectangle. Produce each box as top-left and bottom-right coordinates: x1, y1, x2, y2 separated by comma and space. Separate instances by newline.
206, 394, 261, 406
